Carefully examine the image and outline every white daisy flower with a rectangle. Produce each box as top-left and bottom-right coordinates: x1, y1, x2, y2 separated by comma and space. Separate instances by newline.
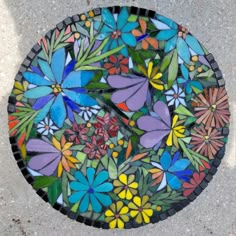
78, 105, 101, 121
165, 84, 186, 108
37, 117, 58, 135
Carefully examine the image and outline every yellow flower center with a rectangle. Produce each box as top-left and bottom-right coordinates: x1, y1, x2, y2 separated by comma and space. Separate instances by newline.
189, 65, 195, 72
52, 84, 62, 93
209, 104, 216, 112
112, 151, 119, 158
191, 56, 199, 62
85, 21, 91, 27
86, 122, 92, 128
129, 120, 135, 126
109, 143, 115, 149
118, 139, 124, 145
197, 67, 203, 73
88, 11, 94, 17
80, 14, 86, 21
74, 32, 80, 39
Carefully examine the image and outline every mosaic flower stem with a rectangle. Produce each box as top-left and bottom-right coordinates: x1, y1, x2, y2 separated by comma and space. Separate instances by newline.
9, 111, 38, 137
178, 139, 209, 171
75, 22, 125, 70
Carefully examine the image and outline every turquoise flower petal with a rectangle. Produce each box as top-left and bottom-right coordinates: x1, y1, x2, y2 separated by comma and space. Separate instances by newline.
177, 77, 186, 84
166, 172, 181, 190
100, 24, 114, 34
75, 171, 89, 185
110, 38, 118, 49
50, 93, 66, 127
160, 151, 171, 171
24, 86, 52, 99
177, 37, 190, 63
51, 48, 65, 84
122, 22, 139, 33
79, 194, 89, 213
121, 33, 136, 47
117, 38, 126, 54
94, 192, 112, 207
157, 29, 177, 41
180, 64, 189, 80
23, 72, 53, 86
94, 182, 113, 192
61, 71, 83, 88
186, 83, 192, 94
157, 15, 178, 29
80, 71, 95, 86
92, 170, 109, 187
70, 181, 89, 191
165, 35, 177, 53
64, 89, 98, 106
120, 46, 128, 57
188, 81, 203, 94
168, 159, 190, 172
68, 190, 86, 203
90, 194, 102, 213
102, 38, 112, 53
87, 167, 95, 185
38, 59, 55, 82
34, 98, 55, 123
185, 35, 204, 55
117, 7, 129, 30
102, 8, 116, 29
62, 71, 94, 88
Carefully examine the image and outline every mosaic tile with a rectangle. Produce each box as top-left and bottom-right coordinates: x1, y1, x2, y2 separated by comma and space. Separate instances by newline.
8, 6, 230, 229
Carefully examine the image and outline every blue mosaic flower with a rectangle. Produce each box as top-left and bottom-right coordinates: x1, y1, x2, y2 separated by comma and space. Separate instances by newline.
151, 151, 193, 190
23, 48, 97, 127
69, 168, 113, 213
152, 15, 204, 63
100, 7, 138, 56
177, 64, 203, 94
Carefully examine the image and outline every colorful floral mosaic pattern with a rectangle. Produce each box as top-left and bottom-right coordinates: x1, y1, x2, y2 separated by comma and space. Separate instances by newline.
8, 6, 230, 229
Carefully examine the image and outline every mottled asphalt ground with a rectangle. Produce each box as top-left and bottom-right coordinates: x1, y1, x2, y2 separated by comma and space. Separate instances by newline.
0, 0, 235, 235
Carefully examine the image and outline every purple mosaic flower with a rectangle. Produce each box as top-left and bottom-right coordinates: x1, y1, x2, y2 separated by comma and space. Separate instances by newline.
137, 101, 171, 148
107, 75, 149, 111
26, 137, 78, 177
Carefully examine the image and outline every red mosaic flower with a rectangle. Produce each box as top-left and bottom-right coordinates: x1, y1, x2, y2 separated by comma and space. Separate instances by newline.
190, 126, 224, 159
94, 112, 119, 141
192, 87, 230, 129
183, 172, 205, 197
65, 123, 89, 144
104, 55, 129, 75
83, 136, 107, 159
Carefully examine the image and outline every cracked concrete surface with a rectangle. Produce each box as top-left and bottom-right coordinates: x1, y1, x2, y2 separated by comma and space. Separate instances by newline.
0, 0, 235, 235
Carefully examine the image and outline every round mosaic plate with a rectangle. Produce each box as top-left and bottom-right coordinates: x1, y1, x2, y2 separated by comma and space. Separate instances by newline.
8, 6, 230, 229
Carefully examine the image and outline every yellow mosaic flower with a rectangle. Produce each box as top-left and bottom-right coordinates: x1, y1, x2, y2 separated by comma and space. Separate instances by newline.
138, 61, 164, 90
52, 135, 79, 177
13, 81, 29, 101
113, 174, 138, 200
105, 201, 129, 229
166, 115, 185, 147
128, 195, 153, 224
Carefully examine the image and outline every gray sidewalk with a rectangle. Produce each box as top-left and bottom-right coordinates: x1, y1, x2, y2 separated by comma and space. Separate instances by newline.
0, 0, 235, 235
